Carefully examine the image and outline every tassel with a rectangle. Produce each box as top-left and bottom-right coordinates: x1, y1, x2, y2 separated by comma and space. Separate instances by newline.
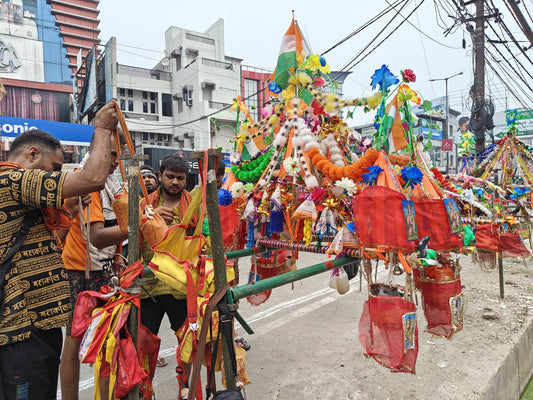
269, 210, 284, 233
303, 218, 313, 246
247, 220, 255, 248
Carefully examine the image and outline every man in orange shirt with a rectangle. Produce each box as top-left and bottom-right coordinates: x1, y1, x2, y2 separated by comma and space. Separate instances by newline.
59, 134, 128, 400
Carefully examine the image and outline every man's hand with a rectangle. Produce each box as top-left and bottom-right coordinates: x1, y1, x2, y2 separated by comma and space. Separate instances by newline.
113, 259, 127, 277
63, 194, 91, 216
94, 101, 119, 132
155, 207, 176, 225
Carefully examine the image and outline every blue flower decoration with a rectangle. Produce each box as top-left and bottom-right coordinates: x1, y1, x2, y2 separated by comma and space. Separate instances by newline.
510, 194, 517, 201
370, 65, 399, 91
475, 188, 483, 197
218, 188, 233, 206
400, 166, 424, 189
268, 81, 282, 94
362, 165, 383, 186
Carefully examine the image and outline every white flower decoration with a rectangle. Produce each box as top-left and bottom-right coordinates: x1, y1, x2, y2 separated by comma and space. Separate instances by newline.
334, 177, 357, 196
283, 157, 301, 177
230, 182, 245, 198
229, 151, 241, 164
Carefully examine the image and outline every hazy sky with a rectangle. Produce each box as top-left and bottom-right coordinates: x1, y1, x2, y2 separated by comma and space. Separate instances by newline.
98, 0, 526, 120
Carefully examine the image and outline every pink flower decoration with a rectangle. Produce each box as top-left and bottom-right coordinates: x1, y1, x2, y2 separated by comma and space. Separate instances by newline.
313, 77, 325, 87
401, 69, 416, 83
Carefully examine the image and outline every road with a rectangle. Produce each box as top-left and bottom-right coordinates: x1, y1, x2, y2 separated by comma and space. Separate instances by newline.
67, 252, 371, 399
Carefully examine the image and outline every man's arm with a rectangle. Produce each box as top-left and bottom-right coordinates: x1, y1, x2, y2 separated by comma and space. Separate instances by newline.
90, 222, 128, 249
61, 102, 118, 198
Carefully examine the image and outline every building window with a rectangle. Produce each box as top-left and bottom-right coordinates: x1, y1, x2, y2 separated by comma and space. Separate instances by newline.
120, 99, 126, 110
127, 89, 133, 97
143, 102, 148, 113
162, 93, 173, 117
150, 92, 156, 101
150, 103, 156, 114
119, 88, 125, 97
142, 91, 148, 99
244, 78, 258, 121
128, 100, 134, 112
142, 132, 149, 141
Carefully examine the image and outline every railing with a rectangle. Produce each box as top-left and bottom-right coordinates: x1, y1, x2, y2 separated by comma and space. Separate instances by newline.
117, 64, 171, 81
202, 57, 233, 71
122, 112, 159, 121
185, 32, 215, 45
208, 100, 232, 110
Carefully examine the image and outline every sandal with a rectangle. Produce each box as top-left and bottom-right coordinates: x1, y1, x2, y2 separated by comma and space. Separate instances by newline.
156, 356, 167, 367
234, 336, 251, 351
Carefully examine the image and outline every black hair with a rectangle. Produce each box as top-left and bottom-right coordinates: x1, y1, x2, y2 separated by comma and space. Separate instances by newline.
9, 129, 64, 158
160, 154, 190, 176
217, 161, 226, 177
140, 164, 155, 173
458, 116, 470, 126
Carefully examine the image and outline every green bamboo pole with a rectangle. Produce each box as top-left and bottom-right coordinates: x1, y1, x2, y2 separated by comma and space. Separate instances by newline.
225, 247, 263, 260
228, 256, 356, 302
192, 149, 237, 390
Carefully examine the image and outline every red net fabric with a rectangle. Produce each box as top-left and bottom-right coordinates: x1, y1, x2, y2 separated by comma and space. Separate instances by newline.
419, 278, 463, 339
475, 224, 530, 257
219, 201, 241, 249
358, 296, 418, 374
413, 199, 463, 251
356, 186, 415, 252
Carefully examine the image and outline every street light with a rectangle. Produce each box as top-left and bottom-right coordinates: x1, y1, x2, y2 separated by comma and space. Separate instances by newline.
429, 71, 464, 173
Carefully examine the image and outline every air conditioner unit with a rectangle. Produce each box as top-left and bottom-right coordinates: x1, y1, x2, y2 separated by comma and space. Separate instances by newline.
187, 98, 193, 106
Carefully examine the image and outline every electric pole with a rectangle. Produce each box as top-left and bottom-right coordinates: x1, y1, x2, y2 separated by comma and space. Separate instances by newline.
473, 0, 486, 153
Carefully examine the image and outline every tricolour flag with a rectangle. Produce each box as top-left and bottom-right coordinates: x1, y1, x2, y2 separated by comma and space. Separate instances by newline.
383, 95, 408, 153
270, 19, 312, 91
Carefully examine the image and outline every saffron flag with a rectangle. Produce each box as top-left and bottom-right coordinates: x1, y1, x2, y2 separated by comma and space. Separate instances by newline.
269, 19, 312, 91
382, 95, 408, 153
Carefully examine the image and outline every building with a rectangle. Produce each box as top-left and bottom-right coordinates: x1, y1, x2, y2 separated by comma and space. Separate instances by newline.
354, 97, 461, 173
0, 0, 100, 162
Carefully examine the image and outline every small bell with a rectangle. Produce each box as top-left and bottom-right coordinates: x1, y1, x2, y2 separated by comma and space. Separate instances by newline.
392, 264, 404, 275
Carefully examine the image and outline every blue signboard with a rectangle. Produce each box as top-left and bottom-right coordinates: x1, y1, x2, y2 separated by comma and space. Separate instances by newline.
0, 116, 94, 145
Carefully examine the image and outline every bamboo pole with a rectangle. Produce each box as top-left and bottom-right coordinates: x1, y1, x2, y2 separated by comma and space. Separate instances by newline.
122, 153, 147, 400
191, 149, 237, 390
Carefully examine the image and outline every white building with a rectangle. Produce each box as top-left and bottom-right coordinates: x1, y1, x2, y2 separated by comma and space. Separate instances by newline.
108, 18, 242, 153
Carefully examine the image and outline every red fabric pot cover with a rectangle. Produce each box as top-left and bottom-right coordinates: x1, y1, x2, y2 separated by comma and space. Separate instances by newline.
219, 201, 241, 249
475, 224, 530, 257
358, 296, 418, 374
413, 198, 463, 251
419, 277, 463, 339
356, 186, 415, 252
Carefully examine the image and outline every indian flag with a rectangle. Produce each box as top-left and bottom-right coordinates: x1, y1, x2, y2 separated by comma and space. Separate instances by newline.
270, 19, 312, 90
383, 95, 408, 153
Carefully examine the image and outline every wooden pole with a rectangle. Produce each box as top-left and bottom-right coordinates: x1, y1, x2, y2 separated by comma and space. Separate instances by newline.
122, 153, 148, 400
191, 149, 237, 390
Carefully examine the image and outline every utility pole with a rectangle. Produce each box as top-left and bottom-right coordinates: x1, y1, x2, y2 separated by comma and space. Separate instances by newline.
473, 0, 486, 153
504, 0, 533, 48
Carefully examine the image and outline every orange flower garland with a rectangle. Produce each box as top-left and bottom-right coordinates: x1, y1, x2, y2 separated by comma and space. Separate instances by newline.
308, 147, 380, 183
388, 153, 410, 167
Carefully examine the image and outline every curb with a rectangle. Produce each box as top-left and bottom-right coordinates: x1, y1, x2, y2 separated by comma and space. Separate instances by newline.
483, 315, 533, 399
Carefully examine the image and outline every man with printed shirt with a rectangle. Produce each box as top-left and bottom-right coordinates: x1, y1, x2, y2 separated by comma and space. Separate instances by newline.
0, 101, 118, 400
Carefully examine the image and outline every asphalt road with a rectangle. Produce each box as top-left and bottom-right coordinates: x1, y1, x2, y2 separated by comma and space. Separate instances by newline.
66, 252, 365, 399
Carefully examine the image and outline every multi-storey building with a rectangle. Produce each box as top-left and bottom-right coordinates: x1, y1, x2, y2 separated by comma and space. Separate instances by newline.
0, 0, 99, 162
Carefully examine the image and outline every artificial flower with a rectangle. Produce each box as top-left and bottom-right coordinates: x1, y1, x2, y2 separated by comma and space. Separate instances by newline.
400, 166, 424, 189
397, 84, 421, 105
296, 71, 312, 85
230, 95, 249, 115
365, 92, 383, 109
229, 151, 241, 164
283, 157, 301, 177
370, 64, 399, 91
302, 54, 331, 74
334, 177, 357, 196
218, 188, 233, 206
281, 84, 297, 100
268, 81, 282, 94
230, 182, 245, 197
401, 69, 416, 83
244, 182, 254, 193
313, 77, 325, 87
362, 165, 383, 186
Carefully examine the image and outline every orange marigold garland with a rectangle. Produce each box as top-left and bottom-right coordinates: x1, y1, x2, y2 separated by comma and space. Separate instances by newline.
388, 153, 410, 167
309, 147, 380, 183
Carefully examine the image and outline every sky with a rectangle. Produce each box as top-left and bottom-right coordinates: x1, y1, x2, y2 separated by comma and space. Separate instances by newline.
98, 0, 528, 123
